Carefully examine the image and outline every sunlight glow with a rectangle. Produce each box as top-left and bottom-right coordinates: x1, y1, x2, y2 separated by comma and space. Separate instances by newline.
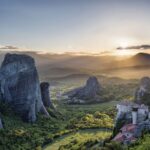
114, 37, 137, 48
117, 38, 131, 49
119, 41, 129, 48
115, 50, 136, 56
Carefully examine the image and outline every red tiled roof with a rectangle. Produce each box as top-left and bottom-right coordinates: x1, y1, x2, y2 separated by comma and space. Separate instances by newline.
112, 124, 138, 143
120, 124, 137, 132
112, 133, 124, 142
112, 132, 136, 142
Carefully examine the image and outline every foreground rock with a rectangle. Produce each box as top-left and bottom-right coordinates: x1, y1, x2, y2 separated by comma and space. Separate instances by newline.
40, 82, 54, 109
65, 76, 102, 104
135, 77, 150, 105
0, 53, 49, 122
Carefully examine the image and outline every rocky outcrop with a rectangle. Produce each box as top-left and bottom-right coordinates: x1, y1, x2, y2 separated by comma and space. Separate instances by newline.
0, 118, 3, 129
40, 82, 54, 109
135, 77, 150, 105
65, 76, 102, 104
0, 53, 49, 122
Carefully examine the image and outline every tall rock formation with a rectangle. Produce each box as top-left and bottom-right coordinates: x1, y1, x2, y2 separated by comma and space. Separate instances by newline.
66, 76, 102, 104
40, 82, 54, 109
135, 77, 150, 105
0, 53, 49, 122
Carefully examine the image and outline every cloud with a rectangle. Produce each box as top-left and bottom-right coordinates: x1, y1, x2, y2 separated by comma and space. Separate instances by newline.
117, 45, 150, 50
0, 45, 18, 50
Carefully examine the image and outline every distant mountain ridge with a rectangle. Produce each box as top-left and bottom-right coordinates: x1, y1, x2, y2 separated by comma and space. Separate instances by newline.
131, 52, 150, 62
114, 52, 150, 69
0, 51, 150, 79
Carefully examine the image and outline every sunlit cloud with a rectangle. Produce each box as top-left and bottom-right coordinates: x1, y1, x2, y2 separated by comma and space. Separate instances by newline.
0, 45, 32, 52
0, 45, 18, 50
117, 44, 150, 50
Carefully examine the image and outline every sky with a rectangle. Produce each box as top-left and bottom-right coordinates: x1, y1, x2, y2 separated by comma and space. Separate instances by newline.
0, 0, 150, 54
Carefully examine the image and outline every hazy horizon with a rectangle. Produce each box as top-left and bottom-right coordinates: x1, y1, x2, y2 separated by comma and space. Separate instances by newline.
1, 0, 150, 55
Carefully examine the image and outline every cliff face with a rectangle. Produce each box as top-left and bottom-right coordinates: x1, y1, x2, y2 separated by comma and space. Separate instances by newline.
66, 76, 102, 104
40, 82, 54, 109
0, 53, 49, 122
135, 77, 150, 105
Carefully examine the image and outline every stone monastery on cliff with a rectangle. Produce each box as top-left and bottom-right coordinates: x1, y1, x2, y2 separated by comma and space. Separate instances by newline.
113, 101, 150, 144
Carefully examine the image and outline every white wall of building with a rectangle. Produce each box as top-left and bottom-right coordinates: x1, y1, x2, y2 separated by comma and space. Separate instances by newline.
132, 111, 137, 125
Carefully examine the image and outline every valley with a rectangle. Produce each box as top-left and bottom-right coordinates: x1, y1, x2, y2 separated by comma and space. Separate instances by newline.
1, 1, 150, 149
0, 71, 136, 149
0, 51, 150, 150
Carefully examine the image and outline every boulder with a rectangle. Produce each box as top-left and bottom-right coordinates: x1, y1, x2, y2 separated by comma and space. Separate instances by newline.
66, 76, 102, 104
135, 77, 150, 105
0, 53, 49, 122
40, 82, 54, 109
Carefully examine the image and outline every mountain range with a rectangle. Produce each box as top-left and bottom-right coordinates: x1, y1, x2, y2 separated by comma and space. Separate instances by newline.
0, 51, 150, 79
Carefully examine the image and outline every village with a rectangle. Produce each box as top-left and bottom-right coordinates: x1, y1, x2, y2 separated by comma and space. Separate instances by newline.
112, 101, 150, 144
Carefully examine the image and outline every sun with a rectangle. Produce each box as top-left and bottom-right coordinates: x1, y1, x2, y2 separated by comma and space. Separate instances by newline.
118, 38, 130, 48
119, 41, 128, 48
111, 37, 139, 56
114, 37, 136, 49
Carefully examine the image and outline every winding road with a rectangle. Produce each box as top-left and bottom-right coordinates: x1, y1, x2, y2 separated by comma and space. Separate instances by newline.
43, 128, 112, 150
